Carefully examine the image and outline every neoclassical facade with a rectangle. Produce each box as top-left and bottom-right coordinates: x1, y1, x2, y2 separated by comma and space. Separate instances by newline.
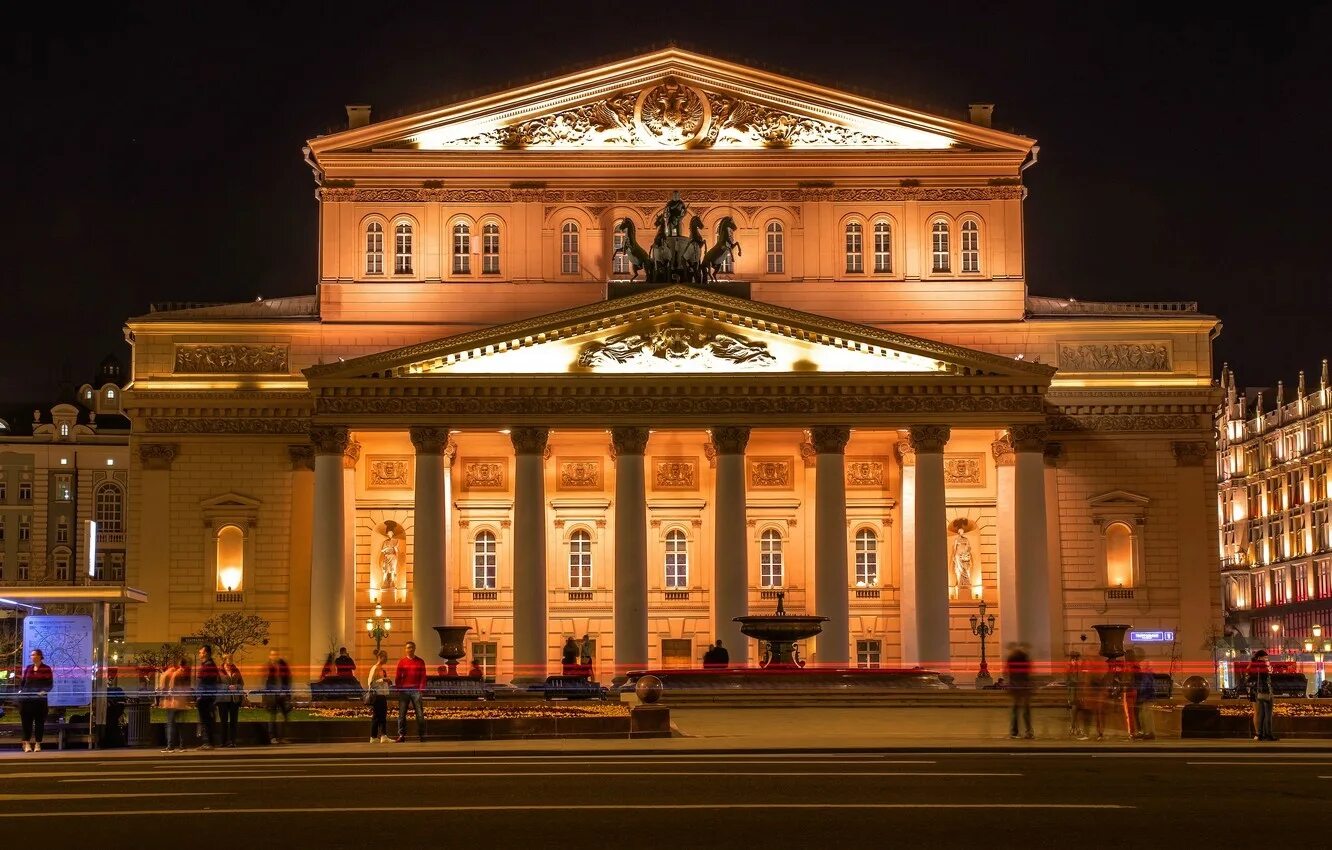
121, 49, 1221, 680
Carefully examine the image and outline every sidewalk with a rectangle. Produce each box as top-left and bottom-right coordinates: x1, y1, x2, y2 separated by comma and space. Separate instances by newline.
6, 704, 1331, 758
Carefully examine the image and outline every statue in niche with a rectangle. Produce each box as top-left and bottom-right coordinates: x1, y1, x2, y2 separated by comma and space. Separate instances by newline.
951, 527, 974, 598
379, 528, 401, 591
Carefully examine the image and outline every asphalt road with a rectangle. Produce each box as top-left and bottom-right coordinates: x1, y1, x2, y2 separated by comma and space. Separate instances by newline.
0, 748, 1325, 848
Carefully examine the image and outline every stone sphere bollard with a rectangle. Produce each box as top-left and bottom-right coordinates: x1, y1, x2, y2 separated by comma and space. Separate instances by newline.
1182, 675, 1210, 704
634, 674, 664, 704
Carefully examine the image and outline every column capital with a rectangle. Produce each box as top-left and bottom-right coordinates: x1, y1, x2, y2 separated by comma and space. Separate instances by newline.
894, 435, 915, 468
610, 426, 650, 456
1008, 424, 1049, 452
798, 432, 817, 468
1172, 440, 1211, 467
1043, 441, 1063, 467
342, 440, 362, 470
709, 426, 751, 455
990, 436, 1016, 467
309, 426, 350, 456
907, 425, 950, 453
138, 442, 178, 471
809, 426, 851, 454
288, 445, 316, 472
510, 426, 550, 456
409, 426, 450, 455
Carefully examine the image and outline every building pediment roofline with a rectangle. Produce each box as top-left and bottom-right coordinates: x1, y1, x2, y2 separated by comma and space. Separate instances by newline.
306, 48, 1034, 158
304, 284, 1055, 383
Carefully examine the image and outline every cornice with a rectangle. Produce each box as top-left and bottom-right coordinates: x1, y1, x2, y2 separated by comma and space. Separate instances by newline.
317, 185, 1024, 203
145, 417, 311, 435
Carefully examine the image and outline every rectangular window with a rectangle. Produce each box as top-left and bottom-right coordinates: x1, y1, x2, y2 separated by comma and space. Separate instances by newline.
18, 554, 29, 581
1272, 568, 1288, 605
856, 639, 882, 668
0, 482, 6, 501
19, 515, 30, 542
0, 517, 4, 541
664, 533, 688, 588
56, 520, 69, 544
611, 231, 630, 276
1293, 565, 1310, 602
760, 534, 784, 588
111, 553, 125, 581
54, 557, 70, 582
1317, 560, 1332, 598
94, 552, 106, 581
471, 641, 498, 683
55, 474, 73, 501
472, 536, 497, 590
661, 638, 693, 669
19, 482, 32, 501
568, 535, 592, 590
0, 552, 5, 580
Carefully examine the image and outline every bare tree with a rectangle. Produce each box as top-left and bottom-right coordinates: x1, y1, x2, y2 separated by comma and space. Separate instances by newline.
198, 612, 271, 658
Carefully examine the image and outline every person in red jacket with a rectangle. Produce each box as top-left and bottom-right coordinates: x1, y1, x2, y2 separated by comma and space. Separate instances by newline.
394, 640, 427, 743
19, 649, 55, 753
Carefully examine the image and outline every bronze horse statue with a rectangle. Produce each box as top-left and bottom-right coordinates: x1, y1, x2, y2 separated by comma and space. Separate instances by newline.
701, 216, 741, 283
612, 219, 653, 281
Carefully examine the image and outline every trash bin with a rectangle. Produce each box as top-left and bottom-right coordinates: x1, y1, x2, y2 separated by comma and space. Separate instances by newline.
125, 699, 154, 748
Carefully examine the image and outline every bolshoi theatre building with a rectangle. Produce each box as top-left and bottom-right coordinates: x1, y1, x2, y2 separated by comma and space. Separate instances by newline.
121, 49, 1222, 680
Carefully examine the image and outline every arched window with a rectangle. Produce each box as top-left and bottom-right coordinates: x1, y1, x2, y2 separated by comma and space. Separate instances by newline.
760, 529, 784, 588
482, 222, 500, 274
931, 220, 951, 273
765, 221, 784, 274
60, 423, 70, 437
394, 221, 414, 275
611, 229, 629, 276
961, 220, 980, 273
106, 388, 116, 399
873, 221, 892, 274
473, 531, 497, 589
95, 483, 123, 532
452, 222, 471, 275
855, 528, 878, 586
568, 530, 592, 589
560, 221, 580, 275
1104, 522, 1135, 589
665, 529, 688, 588
845, 221, 864, 273
365, 222, 384, 275
216, 524, 244, 592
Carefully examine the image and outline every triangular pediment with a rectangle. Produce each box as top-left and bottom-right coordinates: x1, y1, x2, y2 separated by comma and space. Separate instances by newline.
308, 48, 1033, 155
1089, 490, 1151, 509
306, 285, 1055, 383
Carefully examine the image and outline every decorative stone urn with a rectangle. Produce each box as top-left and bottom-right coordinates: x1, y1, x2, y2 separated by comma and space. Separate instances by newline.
1092, 624, 1131, 660
433, 625, 472, 676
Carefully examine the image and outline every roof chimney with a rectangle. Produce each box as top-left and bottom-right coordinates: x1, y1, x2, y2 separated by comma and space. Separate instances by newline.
345, 105, 372, 130
968, 103, 994, 128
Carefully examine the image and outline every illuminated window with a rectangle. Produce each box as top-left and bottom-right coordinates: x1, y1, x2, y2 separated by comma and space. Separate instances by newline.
760, 529, 784, 588
95, 483, 123, 532
482, 222, 500, 274
215, 524, 245, 592
560, 221, 580, 275
961, 220, 980, 273
473, 531, 497, 589
854, 528, 879, 586
1293, 565, 1310, 602
365, 222, 384, 274
568, 529, 592, 589
470, 641, 497, 683
931, 220, 951, 272
394, 221, 413, 274
845, 221, 863, 273
1272, 567, 1289, 605
872, 221, 892, 273
106, 388, 116, 399
665, 529, 688, 588
60, 423, 70, 437
766, 221, 784, 274
1317, 560, 1332, 598
856, 639, 881, 668
55, 473, 73, 501
56, 516, 69, 544
1091, 491, 1148, 589
1104, 522, 1135, 588
452, 222, 471, 275
611, 229, 629, 276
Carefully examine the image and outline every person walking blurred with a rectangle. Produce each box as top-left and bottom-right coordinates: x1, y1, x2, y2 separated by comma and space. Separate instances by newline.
158, 656, 190, 753
1250, 649, 1277, 741
366, 650, 392, 743
1004, 643, 1035, 740
195, 645, 219, 750
263, 650, 293, 744
1134, 654, 1157, 740
394, 640, 427, 743
218, 653, 245, 748
1069, 651, 1095, 740
18, 649, 54, 753
1121, 649, 1141, 739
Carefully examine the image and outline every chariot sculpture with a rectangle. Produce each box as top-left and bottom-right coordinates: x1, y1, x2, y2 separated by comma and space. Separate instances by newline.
612, 192, 741, 284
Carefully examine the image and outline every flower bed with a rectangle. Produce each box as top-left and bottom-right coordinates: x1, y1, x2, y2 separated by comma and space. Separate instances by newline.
308, 702, 629, 720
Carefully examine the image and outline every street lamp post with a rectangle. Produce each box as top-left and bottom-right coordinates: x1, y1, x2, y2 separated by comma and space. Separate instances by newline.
1312, 624, 1327, 694
365, 604, 391, 655
1270, 622, 1281, 657
969, 600, 997, 689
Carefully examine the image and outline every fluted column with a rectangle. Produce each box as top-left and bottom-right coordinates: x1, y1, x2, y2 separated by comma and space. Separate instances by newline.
811, 426, 851, 665
511, 427, 550, 683
612, 427, 650, 677
309, 426, 349, 677
711, 426, 751, 666
992, 435, 1018, 649
911, 425, 951, 669
1012, 424, 1052, 664
895, 437, 919, 664
342, 440, 361, 654
410, 426, 450, 657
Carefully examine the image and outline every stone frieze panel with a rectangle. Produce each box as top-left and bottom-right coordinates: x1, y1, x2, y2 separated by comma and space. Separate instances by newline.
174, 344, 289, 374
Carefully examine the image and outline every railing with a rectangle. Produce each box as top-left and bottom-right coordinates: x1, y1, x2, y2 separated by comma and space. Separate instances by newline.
649, 588, 708, 607
1105, 588, 1136, 600
1026, 296, 1198, 316
749, 587, 807, 611
97, 531, 126, 544
567, 590, 594, 602
215, 591, 243, 604
854, 588, 881, 600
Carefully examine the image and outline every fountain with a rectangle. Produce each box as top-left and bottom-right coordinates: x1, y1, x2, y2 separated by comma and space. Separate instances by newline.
734, 592, 828, 667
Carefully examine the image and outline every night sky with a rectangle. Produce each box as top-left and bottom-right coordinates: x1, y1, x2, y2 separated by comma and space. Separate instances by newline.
8, 3, 1329, 401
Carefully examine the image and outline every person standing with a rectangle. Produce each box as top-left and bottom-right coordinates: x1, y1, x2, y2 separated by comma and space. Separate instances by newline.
366, 650, 392, 744
18, 649, 54, 753
334, 646, 357, 681
1004, 643, 1035, 740
1250, 649, 1277, 741
158, 656, 189, 753
263, 650, 292, 744
102, 668, 128, 748
195, 645, 219, 750
394, 640, 427, 743
702, 639, 729, 668
1135, 654, 1157, 740
218, 653, 245, 748
1121, 649, 1141, 739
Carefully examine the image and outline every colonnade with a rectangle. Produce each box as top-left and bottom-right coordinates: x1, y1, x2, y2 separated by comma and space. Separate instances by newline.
307, 423, 1053, 680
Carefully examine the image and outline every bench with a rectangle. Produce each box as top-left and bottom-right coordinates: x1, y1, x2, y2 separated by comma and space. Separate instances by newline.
537, 675, 608, 701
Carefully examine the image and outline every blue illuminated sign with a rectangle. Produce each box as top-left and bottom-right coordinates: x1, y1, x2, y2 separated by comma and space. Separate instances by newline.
1128, 630, 1176, 643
